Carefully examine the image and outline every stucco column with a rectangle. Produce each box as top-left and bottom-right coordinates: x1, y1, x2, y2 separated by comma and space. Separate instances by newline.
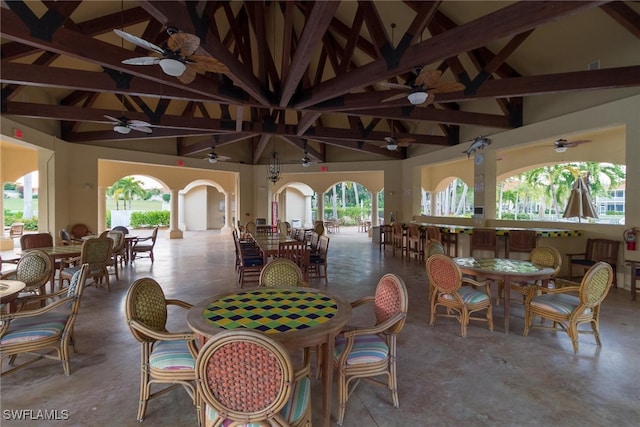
222, 192, 232, 234
0, 188, 11, 250
98, 186, 107, 233
371, 191, 379, 227
178, 191, 186, 230
304, 195, 313, 228
317, 192, 324, 223
166, 189, 183, 239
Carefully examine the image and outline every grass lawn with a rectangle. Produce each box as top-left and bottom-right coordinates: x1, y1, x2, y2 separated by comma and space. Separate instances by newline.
4, 198, 164, 212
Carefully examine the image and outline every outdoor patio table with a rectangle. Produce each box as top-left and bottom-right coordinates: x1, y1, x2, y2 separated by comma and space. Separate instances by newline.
0, 279, 26, 312
454, 257, 555, 334
187, 287, 351, 427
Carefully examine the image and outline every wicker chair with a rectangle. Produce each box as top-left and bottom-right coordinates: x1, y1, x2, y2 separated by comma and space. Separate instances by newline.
105, 230, 125, 280
131, 227, 159, 263
20, 232, 54, 250
8, 223, 24, 239
1, 264, 89, 376
309, 235, 330, 284
244, 221, 256, 236
523, 261, 614, 354
70, 223, 93, 240
424, 240, 446, 302
470, 228, 499, 257
59, 228, 82, 245
125, 278, 198, 422
406, 223, 422, 261
59, 237, 113, 291
259, 258, 307, 287
498, 246, 563, 306
195, 329, 311, 427
1, 249, 52, 298
333, 273, 408, 425
426, 254, 493, 337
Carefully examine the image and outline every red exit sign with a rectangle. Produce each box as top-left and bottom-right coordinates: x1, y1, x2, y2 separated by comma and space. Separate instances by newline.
13, 128, 23, 138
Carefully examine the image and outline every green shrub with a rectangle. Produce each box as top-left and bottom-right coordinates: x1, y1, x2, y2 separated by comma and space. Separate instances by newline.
129, 210, 169, 228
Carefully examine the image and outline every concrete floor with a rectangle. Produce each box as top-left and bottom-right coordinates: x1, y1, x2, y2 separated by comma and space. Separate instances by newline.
1, 228, 639, 427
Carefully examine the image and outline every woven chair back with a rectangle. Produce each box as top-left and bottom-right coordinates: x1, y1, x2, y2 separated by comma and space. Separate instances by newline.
314, 221, 325, 236
70, 223, 91, 239
112, 225, 129, 235
20, 233, 53, 250
259, 258, 304, 287
125, 278, 169, 343
196, 330, 295, 424
12, 249, 53, 292
318, 235, 330, 257
470, 228, 498, 256
374, 273, 409, 334
425, 240, 445, 259
81, 237, 113, 265
407, 224, 420, 239
580, 262, 614, 307
529, 246, 562, 277
426, 254, 462, 294
107, 230, 125, 253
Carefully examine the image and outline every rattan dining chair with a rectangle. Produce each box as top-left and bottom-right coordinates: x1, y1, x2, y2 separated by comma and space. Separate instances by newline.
1, 249, 52, 298
259, 258, 307, 287
524, 261, 613, 354
105, 230, 125, 280
1, 264, 89, 376
131, 226, 159, 263
426, 254, 493, 337
125, 277, 198, 422
59, 236, 113, 291
278, 240, 310, 282
195, 329, 311, 427
309, 235, 330, 284
498, 246, 563, 306
333, 273, 408, 425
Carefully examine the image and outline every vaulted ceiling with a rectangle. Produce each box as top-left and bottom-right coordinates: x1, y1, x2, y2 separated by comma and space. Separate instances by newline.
2, 1, 639, 166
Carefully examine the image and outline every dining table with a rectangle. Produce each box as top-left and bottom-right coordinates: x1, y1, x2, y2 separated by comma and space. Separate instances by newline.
454, 257, 555, 334
187, 286, 352, 427
252, 234, 299, 262
0, 279, 26, 312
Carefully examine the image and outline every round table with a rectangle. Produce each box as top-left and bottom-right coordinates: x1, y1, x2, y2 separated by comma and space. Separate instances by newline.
454, 257, 555, 334
0, 279, 26, 312
188, 287, 351, 427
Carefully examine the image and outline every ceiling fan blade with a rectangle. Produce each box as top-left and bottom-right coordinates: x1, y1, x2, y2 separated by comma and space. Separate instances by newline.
431, 81, 465, 93
566, 139, 592, 147
128, 119, 152, 127
129, 125, 153, 134
382, 92, 409, 103
188, 55, 230, 73
397, 138, 415, 144
167, 32, 200, 57
398, 141, 411, 147
121, 57, 161, 66
380, 82, 411, 90
218, 155, 232, 161
177, 66, 197, 84
114, 29, 164, 55
414, 69, 442, 87
103, 115, 120, 123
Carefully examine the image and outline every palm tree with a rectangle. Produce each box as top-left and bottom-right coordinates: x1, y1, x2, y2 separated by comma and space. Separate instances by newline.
109, 177, 146, 210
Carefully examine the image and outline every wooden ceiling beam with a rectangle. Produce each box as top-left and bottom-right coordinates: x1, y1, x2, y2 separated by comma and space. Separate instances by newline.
294, 1, 608, 108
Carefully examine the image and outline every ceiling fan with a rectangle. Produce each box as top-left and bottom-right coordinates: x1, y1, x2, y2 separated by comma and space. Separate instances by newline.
381, 67, 465, 105
205, 147, 231, 164
104, 115, 152, 134
553, 138, 591, 153
382, 120, 414, 151
114, 28, 229, 84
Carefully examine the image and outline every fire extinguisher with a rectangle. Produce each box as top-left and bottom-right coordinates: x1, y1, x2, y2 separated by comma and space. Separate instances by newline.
623, 228, 638, 251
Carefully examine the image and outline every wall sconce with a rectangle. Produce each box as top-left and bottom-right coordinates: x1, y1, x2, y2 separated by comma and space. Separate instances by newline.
84, 183, 93, 191
388, 191, 394, 196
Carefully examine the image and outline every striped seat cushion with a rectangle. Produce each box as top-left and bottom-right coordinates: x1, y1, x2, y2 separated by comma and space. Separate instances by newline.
440, 286, 490, 304
149, 340, 195, 371
530, 293, 591, 315
205, 376, 310, 425
1, 313, 69, 344
334, 334, 388, 365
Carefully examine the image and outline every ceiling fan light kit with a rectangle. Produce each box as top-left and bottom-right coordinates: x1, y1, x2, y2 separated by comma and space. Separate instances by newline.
113, 125, 131, 134
386, 141, 398, 151
554, 145, 568, 153
407, 91, 428, 105
208, 155, 218, 164
158, 58, 186, 76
